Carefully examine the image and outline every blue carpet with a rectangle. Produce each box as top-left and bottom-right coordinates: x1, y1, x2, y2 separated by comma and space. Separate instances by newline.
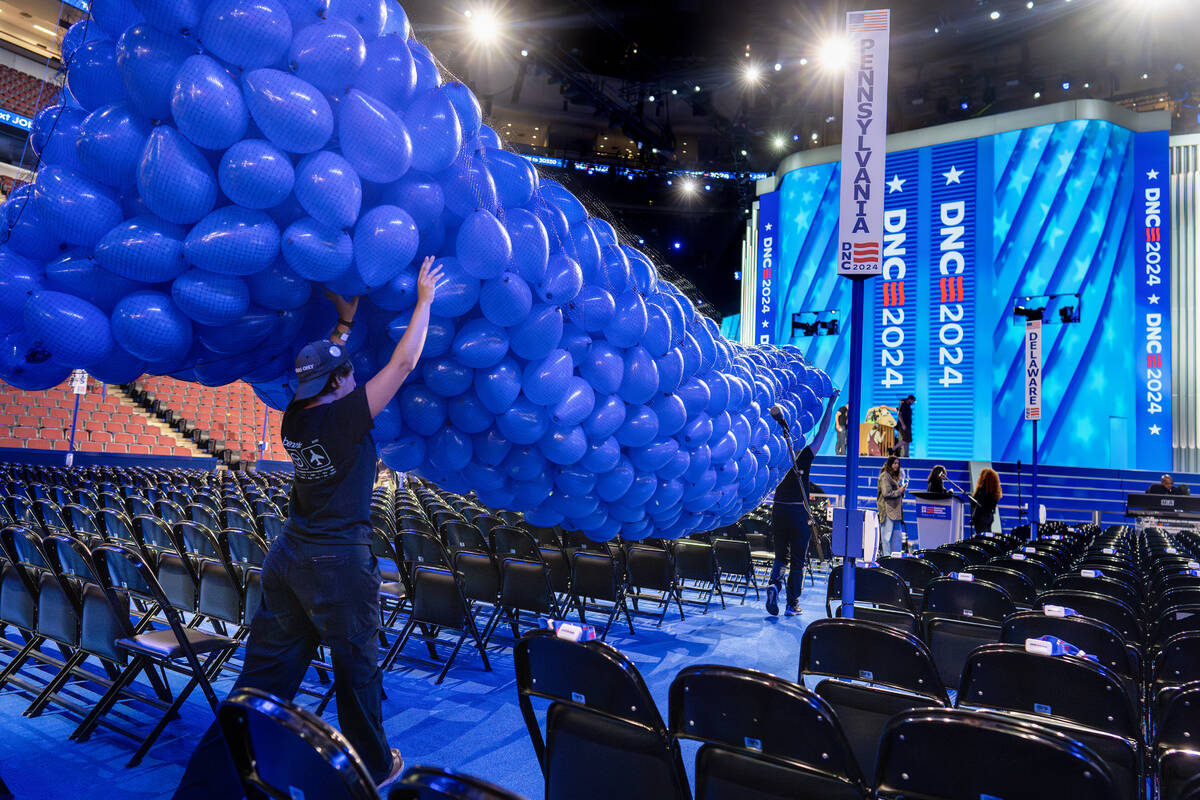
0, 571, 829, 799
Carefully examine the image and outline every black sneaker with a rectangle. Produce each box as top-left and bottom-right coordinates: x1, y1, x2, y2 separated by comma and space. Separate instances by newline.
765, 585, 779, 616
376, 749, 405, 792
784, 602, 801, 617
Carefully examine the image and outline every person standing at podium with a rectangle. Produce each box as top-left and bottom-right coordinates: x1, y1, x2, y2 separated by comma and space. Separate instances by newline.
1148, 475, 1190, 495
926, 465, 950, 496
765, 388, 840, 617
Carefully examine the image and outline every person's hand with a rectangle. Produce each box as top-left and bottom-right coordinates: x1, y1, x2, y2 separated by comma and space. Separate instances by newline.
324, 289, 359, 322
831, 387, 841, 398
416, 256, 443, 306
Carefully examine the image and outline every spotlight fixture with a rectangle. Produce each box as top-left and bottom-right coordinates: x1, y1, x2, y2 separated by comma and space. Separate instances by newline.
817, 36, 851, 72
465, 7, 502, 44
742, 62, 763, 85
990, 10, 1000, 20
774, 62, 782, 71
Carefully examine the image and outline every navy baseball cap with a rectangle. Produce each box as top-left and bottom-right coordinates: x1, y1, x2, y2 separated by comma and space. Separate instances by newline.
294, 340, 351, 401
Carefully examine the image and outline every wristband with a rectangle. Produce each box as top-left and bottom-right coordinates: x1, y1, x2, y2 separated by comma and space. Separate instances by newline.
338, 318, 355, 328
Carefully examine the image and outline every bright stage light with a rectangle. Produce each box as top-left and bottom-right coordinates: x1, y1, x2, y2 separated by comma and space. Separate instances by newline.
466, 7, 502, 44
679, 178, 699, 195
990, 10, 1001, 20
774, 62, 782, 71
817, 37, 851, 72
773, 135, 786, 151
742, 62, 763, 85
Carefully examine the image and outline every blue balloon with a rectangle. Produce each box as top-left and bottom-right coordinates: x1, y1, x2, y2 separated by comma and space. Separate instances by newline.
476, 357, 521, 414
136, 125, 218, 224
506, 208, 549, 284
199, 0, 293, 70
479, 273, 532, 327
242, 260, 311, 311
581, 436, 620, 473
34, 167, 123, 248
68, 39, 127, 111
569, 219, 603, 282
440, 155, 497, 217
538, 178, 587, 225
409, 40, 441, 93
243, 69, 334, 154
655, 349, 684, 394
448, 391, 492, 434
484, 146, 538, 208
354, 34, 417, 110
131, 0, 206, 35
290, 18, 366, 94
498, 396, 550, 445
172, 268, 250, 325
381, 175, 443, 230
0, 331, 70, 390
171, 55, 249, 150
566, 285, 614, 332
452, 318, 508, 369
541, 425, 587, 466
473, 426, 512, 467
0, 195, 63, 265
31, 104, 86, 171
428, 427, 473, 472
294, 150, 362, 229
198, 305, 278, 354
583, 393, 626, 440
443, 81, 481, 139
282, 217, 354, 281
76, 102, 153, 187
88, 343, 148, 384
551, 376, 595, 426
23, 290, 114, 366
278, 0, 325, 30
597, 244, 630, 294
478, 125, 502, 150
522, 349, 572, 406
624, 246, 659, 296
422, 356, 473, 397
111, 290, 193, 363
355, 205, 418, 287
560, 322, 592, 365
509, 303, 562, 361
370, 267, 417, 310
45, 249, 141, 312
399, 384, 446, 436
339, 90, 413, 183
116, 24, 197, 121
92, 0, 145, 39
651, 393, 687, 437
619, 346, 659, 404
220, 139, 295, 210
428, 257, 480, 317
580, 341, 623, 395
537, 254, 583, 306
596, 458, 635, 503
457, 210, 511, 279
604, 290, 648, 348
530, 199, 570, 252
405, 89, 462, 174
324, 264, 370, 298
185, 207, 280, 276
326, 0, 387, 38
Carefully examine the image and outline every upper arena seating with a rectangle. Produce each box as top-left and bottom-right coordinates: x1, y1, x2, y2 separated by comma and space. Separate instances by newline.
122, 378, 288, 467
0, 380, 196, 457
0, 64, 59, 118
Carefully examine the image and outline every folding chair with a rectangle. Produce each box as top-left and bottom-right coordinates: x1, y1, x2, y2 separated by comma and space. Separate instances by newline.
876, 709, 1122, 800
1036, 589, 1143, 645
712, 537, 759, 602
921, 577, 1013, 687
80, 544, 238, 766
1156, 682, 1200, 800
670, 664, 868, 799
219, 687, 380, 800
567, 550, 633, 640
1001, 609, 1140, 690
965, 565, 1035, 607
514, 629, 689, 800
388, 767, 528, 800
624, 543, 685, 626
387, 564, 491, 683
799, 617, 949, 780
672, 539, 725, 612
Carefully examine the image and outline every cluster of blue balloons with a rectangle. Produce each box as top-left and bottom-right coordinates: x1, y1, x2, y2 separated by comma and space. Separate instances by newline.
1, 0, 833, 540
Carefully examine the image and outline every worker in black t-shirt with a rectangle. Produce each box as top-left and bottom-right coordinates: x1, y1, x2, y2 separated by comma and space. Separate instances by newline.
173, 257, 443, 799
766, 387, 839, 617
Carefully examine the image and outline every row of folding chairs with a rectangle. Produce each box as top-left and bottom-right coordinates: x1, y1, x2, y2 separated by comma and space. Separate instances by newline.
513, 626, 1132, 800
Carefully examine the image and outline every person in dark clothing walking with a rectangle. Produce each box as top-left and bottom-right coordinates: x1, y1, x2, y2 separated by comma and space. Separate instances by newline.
896, 395, 915, 457
834, 404, 850, 455
766, 387, 840, 617
172, 257, 443, 798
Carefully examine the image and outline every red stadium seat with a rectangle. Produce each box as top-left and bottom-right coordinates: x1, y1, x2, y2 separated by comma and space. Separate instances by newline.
0, 437, 22, 448
12, 426, 36, 440
127, 444, 150, 455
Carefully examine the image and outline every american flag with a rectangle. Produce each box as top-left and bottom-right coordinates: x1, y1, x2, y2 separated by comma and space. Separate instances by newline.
852, 242, 880, 264
848, 10, 890, 32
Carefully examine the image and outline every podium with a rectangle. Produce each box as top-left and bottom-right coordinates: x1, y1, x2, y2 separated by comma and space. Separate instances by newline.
912, 491, 965, 549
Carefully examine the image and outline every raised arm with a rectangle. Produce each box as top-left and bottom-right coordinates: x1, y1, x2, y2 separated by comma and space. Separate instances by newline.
365, 257, 443, 418
809, 387, 842, 452
325, 291, 359, 347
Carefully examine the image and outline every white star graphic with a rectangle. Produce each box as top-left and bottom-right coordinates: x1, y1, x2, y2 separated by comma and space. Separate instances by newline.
1149, 294, 1161, 305
765, 223, 774, 231
887, 174, 906, 194
1147, 169, 1160, 181
943, 165, 964, 185
762, 320, 770, 328
1150, 425, 1162, 436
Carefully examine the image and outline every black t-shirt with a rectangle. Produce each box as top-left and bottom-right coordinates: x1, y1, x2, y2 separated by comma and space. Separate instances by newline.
281, 386, 375, 545
773, 446, 815, 509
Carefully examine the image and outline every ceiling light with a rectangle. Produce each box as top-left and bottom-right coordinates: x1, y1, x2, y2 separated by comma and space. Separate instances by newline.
694, 85, 701, 92
990, 10, 1000, 20
774, 62, 782, 71
799, 57, 809, 66
648, 94, 656, 102
817, 36, 851, 72
1026, 1, 1034, 7
520, 48, 528, 57
679, 178, 699, 194
466, 7, 502, 44
810, 132, 819, 141
742, 62, 763, 85
1033, 91, 1041, 99
772, 135, 786, 151
33, 24, 56, 36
